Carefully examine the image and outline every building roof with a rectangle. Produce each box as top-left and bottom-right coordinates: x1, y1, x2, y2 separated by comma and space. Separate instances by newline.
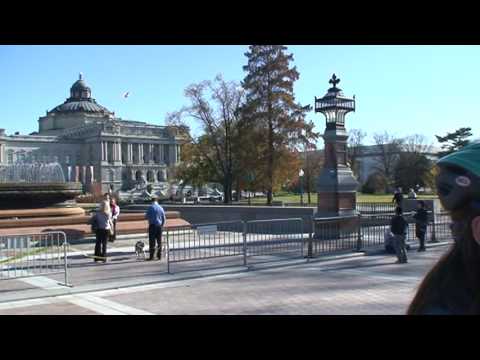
47, 74, 113, 116
50, 99, 112, 114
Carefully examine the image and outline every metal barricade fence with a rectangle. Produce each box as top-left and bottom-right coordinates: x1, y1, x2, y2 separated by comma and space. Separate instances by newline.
309, 217, 360, 257
359, 213, 392, 249
356, 202, 396, 215
166, 221, 244, 273
0, 231, 71, 287
245, 218, 304, 258
164, 213, 453, 273
430, 211, 452, 243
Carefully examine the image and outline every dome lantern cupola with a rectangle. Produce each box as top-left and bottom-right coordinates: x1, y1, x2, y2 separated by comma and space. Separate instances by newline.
69, 72, 91, 100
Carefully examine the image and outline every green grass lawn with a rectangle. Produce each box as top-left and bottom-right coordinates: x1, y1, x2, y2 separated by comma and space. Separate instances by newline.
238, 192, 438, 205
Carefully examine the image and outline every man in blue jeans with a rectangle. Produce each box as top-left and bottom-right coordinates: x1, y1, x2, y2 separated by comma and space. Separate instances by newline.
145, 196, 166, 261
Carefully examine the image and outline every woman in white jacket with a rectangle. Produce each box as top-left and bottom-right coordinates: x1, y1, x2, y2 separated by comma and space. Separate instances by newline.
109, 197, 120, 242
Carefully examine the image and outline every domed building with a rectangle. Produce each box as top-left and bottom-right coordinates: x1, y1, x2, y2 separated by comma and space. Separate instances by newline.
0, 74, 185, 194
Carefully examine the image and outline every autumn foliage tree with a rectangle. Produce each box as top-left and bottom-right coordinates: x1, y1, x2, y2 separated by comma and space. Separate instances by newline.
167, 75, 244, 203
241, 45, 312, 205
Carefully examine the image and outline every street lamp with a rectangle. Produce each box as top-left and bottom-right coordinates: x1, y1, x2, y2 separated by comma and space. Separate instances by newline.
299, 168, 305, 206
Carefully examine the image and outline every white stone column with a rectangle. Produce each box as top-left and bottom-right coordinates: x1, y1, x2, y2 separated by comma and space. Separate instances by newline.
0, 144, 4, 163
104, 141, 109, 163
127, 143, 133, 164
139, 143, 144, 164
149, 144, 154, 164
159, 144, 164, 164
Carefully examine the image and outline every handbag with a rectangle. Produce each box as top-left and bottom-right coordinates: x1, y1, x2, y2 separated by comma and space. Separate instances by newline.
108, 219, 115, 237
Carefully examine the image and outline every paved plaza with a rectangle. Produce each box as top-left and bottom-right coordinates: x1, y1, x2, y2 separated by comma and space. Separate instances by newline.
0, 237, 451, 315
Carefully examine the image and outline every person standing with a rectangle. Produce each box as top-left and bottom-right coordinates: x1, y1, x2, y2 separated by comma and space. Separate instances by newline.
89, 200, 113, 263
391, 206, 408, 263
408, 188, 417, 199
408, 142, 480, 315
145, 196, 166, 261
109, 197, 120, 242
413, 200, 428, 252
392, 188, 404, 207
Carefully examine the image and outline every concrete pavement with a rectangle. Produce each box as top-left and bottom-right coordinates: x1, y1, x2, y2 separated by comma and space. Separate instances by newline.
0, 239, 451, 314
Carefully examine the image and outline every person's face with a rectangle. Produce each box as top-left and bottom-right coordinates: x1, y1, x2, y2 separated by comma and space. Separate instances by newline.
472, 216, 480, 245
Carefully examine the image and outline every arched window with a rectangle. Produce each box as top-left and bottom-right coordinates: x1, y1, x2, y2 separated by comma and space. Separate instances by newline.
147, 170, 155, 182
157, 169, 166, 182
135, 170, 143, 182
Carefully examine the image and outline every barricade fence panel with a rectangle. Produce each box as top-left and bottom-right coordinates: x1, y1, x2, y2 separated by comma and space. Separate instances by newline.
165, 213, 454, 272
309, 218, 360, 257
245, 218, 304, 257
0, 231, 70, 285
166, 221, 245, 265
356, 202, 396, 215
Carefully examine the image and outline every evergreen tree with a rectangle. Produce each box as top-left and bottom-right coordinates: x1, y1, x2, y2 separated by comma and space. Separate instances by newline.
241, 45, 311, 205
435, 127, 473, 157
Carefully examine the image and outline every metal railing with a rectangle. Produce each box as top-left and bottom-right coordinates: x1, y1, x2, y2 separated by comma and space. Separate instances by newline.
309, 217, 359, 257
166, 218, 304, 273
0, 231, 71, 287
165, 212, 454, 273
166, 221, 244, 273
356, 202, 396, 215
246, 218, 304, 258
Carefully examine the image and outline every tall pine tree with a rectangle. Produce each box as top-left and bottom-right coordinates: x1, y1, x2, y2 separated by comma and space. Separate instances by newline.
241, 45, 311, 205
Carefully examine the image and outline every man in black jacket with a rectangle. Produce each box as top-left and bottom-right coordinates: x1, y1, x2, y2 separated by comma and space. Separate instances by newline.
391, 206, 408, 263
413, 200, 428, 252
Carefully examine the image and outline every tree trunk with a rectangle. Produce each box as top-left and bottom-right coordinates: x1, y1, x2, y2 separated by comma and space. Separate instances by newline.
223, 175, 232, 204
236, 179, 241, 202
267, 117, 274, 205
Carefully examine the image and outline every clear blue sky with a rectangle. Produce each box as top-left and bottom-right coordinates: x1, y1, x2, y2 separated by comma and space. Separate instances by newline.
0, 45, 478, 147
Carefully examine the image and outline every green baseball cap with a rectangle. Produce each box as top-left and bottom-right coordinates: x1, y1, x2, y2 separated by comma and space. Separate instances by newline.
437, 141, 480, 178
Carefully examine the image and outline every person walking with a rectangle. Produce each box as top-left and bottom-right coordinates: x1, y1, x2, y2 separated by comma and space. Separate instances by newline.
109, 197, 120, 242
407, 142, 480, 315
413, 200, 428, 251
392, 188, 404, 207
89, 200, 113, 263
145, 196, 166, 261
391, 206, 409, 263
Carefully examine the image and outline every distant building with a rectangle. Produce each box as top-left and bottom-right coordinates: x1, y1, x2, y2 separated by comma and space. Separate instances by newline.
353, 144, 440, 185
301, 144, 440, 186
0, 74, 185, 194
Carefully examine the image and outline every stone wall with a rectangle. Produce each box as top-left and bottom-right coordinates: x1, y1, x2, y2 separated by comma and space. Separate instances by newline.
158, 205, 317, 233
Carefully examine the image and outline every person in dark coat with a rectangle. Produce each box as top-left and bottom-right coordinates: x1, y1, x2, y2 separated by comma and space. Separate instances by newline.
413, 200, 428, 252
391, 206, 408, 263
89, 200, 113, 263
392, 188, 404, 207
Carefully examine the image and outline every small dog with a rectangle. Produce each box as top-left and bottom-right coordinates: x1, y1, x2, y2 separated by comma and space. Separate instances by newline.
135, 241, 146, 260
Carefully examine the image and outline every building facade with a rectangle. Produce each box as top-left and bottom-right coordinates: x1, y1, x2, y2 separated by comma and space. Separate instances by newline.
0, 74, 184, 194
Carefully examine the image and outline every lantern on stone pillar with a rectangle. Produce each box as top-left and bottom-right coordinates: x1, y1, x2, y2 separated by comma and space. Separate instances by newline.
314, 74, 359, 217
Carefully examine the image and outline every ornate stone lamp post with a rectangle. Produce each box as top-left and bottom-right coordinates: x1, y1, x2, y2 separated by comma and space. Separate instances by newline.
315, 74, 359, 218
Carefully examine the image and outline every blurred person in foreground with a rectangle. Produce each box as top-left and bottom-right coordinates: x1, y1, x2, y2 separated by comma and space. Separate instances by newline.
408, 142, 480, 315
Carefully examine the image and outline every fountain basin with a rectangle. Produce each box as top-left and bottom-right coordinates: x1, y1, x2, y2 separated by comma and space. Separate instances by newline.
0, 182, 83, 209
